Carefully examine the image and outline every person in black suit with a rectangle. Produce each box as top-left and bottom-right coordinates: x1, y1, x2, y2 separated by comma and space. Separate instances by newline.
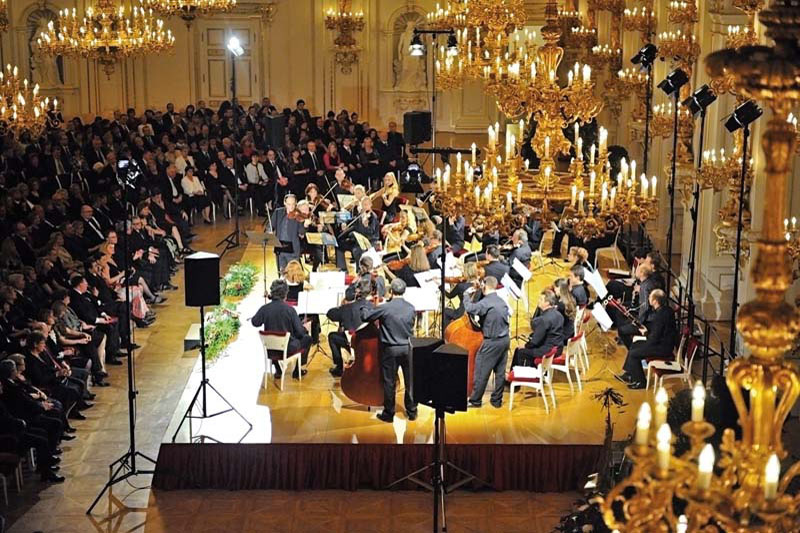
271, 194, 302, 271
251, 279, 312, 379
507, 229, 532, 287
483, 245, 510, 282
264, 148, 289, 209
11, 222, 36, 266
445, 214, 466, 254
84, 136, 107, 169
0, 360, 64, 450
301, 140, 326, 187
292, 99, 312, 127
361, 278, 417, 423
325, 279, 375, 377
618, 289, 677, 389
464, 276, 511, 408
512, 290, 564, 367
568, 264, 589, 306
68, 276, 123, 362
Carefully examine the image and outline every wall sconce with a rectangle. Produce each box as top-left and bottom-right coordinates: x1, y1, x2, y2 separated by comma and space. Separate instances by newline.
324, 0, 365, 74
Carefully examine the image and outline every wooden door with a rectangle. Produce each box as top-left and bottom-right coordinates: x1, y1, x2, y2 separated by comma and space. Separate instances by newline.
197, 22, 260, 108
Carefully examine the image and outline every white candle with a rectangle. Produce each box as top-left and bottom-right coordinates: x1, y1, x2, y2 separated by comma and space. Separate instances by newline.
571, 184, 577, 208
634, 403, 651, 446
590, 144, 596, 166
650, 176, 657, 198
435, 167, 442, 188
524, 159, 529, 171
610, 187, 616, 210
578, 190, 585, 213
544, 136, 550, 159
640, 173, 647, 198
677, 516, 688, 533
456, 152, 462, 174
655, 387, 668, 428
576, 137, 583, 159
471, 142, 477, 165
549, 69, 555, 83
531, 61, 536, 80
765, 454, 780, 500
568, 71, 573, 86
492, 166, 498, 189
656, 424, 671, 471
630, 159, 636, 182
574, 122, 579, 143
691, 381, 705, 422
519, 118, 525, 135
697, 444, 714, 490
506, 191, 513, 212
517, 181, 522, 203
589, 171, 596, 196
582, 64, 591, 83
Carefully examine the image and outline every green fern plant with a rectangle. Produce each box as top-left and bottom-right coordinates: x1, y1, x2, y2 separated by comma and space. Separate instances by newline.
205, 301, 241, 363
221, 262, 258, 297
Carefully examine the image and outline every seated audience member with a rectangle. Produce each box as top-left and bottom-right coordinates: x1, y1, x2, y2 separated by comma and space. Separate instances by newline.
617, 289, 677, 389
251, 279, 312, 379
511, 290, 564, 367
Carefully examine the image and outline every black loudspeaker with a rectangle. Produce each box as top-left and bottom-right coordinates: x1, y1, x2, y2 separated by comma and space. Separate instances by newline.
403, 111, 432, 145
412, 338, 468, 412
184, 251, 221, 307
264, 115, 286, 149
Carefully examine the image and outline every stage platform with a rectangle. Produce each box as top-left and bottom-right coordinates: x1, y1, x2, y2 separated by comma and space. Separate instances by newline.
153, 243, 643, 493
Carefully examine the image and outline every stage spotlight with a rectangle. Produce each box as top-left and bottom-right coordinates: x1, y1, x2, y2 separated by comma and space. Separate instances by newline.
227, 36, 244, 57
682, 84, 717, 116
409, 32, 425, 56
657, 68, 689, 96
725, 100, 763, 132
446, 31, 458, 57
631, 43, 657, 68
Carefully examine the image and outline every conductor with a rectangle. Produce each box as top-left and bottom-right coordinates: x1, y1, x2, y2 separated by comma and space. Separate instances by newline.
360, 278, 417, 423
463, 276, 510, 409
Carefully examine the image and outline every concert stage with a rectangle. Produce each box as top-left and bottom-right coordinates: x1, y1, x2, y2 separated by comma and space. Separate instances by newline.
152, 243, 642, 494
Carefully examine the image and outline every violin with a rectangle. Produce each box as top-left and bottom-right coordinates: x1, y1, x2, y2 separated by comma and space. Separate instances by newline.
288, 210, 313, 222
385, 242, 439, 271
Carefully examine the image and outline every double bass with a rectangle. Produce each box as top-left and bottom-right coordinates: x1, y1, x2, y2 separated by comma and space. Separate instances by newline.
341, 287, 384, 407
444, 283, 484, 396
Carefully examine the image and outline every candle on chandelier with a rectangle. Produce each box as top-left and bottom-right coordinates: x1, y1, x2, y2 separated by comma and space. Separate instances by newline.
650, 176, 657, 198
519, 118, 525, 136
697, 444, 714, 490
610, 187, 616, 210
590, 144, 596, 166
576, 137, 583, 159
691, 381, 705, 422
435, 167, 442, 189
471, 142, 477, 165
544, 136, 551, 159
589, 171, 596, 197
573, 122, 579, 143
492, 166, 498, 190
765, 454, 780, 500
488, 126, 496, 151
531, 61, 537, 80
634, 403, 651, 446
578, 190, 585, 214
677, 516, 688, 533
601, 182, 608, 211
630, 159, 636, 182
506, 192, 513, 212
568, 71, 574, 86
571, 184, 577, 208
599, 127, 608, 155
656, 424, 671, 471
456, 152, 462, 174
517, 181, 522, 204
524, 159, 530, 171
640, 173, 647, 198
655, 387, 668, 428
549, 69, 555, 83
582, 64, 591, 84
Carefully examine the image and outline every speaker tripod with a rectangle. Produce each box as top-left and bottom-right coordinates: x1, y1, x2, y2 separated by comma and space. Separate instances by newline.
171, 305, 253, 443
388, 409, 488, 533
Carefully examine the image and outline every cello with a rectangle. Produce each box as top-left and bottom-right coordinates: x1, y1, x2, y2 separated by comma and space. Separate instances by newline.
341, 287, 384, 407
444, 286, 484, 396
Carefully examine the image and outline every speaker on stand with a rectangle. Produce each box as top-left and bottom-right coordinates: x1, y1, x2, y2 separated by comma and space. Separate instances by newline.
171, 252, 252, 443
403, 111, 432, 146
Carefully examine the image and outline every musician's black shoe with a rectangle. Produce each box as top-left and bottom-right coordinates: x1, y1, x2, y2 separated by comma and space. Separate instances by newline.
614, 372, 633, 384
291, 369, 308, 380
468, 400, 482, 408
406, 411, 418, 421
627, 381, 646, 390
329, 367, 343, 377
490, 401, 503, 409
376, 411, 394, 423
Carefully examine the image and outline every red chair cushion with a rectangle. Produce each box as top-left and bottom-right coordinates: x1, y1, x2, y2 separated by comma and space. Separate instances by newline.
645, 355, 674, 363
535, 355, 566, 365
569, 332, 584, 343
507, 371, 540, 383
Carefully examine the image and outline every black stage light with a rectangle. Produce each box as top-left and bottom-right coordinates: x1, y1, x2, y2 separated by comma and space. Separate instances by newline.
657, 68, 689, 96
409, 32, 425, 56
725, 100, 763, 132
682, 84, 717, 116
631, 43, 657, 68
446, 32, 458, 56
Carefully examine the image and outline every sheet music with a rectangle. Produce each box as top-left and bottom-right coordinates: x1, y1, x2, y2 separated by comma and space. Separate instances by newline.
336, 194, 354, 209
501, 273, 521, 300
414, 269, 441, 288
591, 302, 613, 332
362, 247, 383, 267
585, 268, 608, 299
309, 271, 346, 291
403, 288, 440, 312
495, 288, 514, 316
512, 257, 533, 282
512, 365, 539, 378
297, 289, 346, 315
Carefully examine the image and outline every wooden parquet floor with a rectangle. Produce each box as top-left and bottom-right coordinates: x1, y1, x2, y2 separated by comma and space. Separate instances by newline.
3, 215, 639, 533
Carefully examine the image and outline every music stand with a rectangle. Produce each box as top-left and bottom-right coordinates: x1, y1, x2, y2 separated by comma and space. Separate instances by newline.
306, 232, 339, 270
389, 340, 490, 533
246, 230, 281, 299
296, 288, 345, 362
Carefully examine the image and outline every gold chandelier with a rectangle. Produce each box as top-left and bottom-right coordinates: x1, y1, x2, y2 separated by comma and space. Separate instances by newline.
0, 0, 8, 33
37, 0, 175, 78
601, 0, 800, 529
0, 64, 56, 137
144, 0, 236, 25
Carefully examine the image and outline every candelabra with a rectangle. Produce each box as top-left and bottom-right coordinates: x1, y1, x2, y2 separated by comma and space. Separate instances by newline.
0, 64, 56, 137
623, 6, 656, 37
789, 113, 800, 154
0, 0, 7, 33
651, 102, 693, 139
556, 8, 581, 31
468, 0, 526, 34
435, 45, 465, 92
667, 1, 698, 25
591, 0, 624, 13
784, 216, 800, 281
37, 0, 175, 78
590, 44, 621, 69
567, 26, 598, 48
479, 28, 539, 116
324, 0, 365, 74
602, 1, 800, 529
145, 0, 236, 24
658, 30, 701, 65
425, 0, 467, 31
725, 24, 759, 49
